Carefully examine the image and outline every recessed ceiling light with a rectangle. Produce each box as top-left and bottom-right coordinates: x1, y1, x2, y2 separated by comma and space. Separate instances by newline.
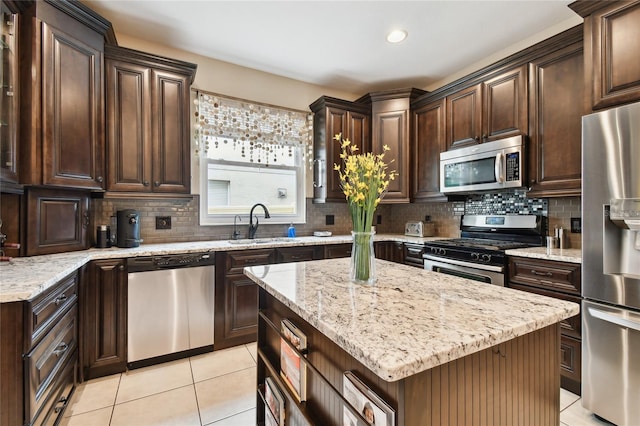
387, 29, 407, 43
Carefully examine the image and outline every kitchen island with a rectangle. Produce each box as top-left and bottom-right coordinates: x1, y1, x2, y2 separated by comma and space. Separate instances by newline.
245, 258, 579, 425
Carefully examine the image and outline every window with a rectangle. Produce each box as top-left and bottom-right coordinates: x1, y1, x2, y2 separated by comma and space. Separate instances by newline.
195, 91, 312, 225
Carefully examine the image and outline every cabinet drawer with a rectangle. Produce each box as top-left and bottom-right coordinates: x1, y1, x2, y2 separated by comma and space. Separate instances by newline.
404, 243, 425, 267
276, 246, 322, 263
324, 243, 351, 259
560, 335, 581, 384
31, 356, 76, 426
225, 249, 276, 274
25, 304, 78, 423
26, 272, 78, 349
507, 283, 581, 339
509, 257, 581, 295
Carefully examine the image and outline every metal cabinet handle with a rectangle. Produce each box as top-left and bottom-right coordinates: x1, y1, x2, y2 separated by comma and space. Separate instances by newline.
119, 265, 125, 271
143, 180, 150, 186
531, 269, 553, 277
54, 396, 69, 413
53, 342, 69, 357
154, 181, 160, 187
474, 136, 480, 142
54, 294, 67, 306
96, 176, 103, 183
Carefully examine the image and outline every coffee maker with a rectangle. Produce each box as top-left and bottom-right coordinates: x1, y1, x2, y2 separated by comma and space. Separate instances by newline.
116, 209, 142, 248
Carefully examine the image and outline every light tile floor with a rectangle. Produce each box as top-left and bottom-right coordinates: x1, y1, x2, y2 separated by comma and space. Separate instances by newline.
63, 342, 611, 426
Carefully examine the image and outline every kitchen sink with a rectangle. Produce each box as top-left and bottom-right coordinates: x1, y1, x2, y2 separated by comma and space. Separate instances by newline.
227, 237, 293, 245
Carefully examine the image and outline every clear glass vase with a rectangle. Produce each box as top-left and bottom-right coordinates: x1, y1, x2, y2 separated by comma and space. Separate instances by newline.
350, 231, 376, 285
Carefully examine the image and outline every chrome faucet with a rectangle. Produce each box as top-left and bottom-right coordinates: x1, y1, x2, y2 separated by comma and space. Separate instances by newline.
232, 215, 242, 240
248, 203, 270, 239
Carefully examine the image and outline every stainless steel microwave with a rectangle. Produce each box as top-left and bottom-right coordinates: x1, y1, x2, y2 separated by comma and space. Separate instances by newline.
439, 135, 524, 194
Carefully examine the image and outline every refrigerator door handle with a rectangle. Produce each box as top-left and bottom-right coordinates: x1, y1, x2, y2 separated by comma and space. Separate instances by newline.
588, 306, 640, 331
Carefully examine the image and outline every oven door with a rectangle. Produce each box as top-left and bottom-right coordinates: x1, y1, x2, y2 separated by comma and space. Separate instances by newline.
423, 254, 505, 286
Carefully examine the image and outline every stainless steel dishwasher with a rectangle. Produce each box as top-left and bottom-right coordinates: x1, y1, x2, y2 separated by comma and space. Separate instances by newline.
127, 252, 215, 369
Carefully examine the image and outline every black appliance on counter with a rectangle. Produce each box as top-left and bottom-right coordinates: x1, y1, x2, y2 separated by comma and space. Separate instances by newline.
423, 214, 546, 286
116, 209, 142, 248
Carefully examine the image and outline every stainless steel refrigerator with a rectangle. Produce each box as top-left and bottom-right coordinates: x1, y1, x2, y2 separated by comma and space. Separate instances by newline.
582, 101, 640, 425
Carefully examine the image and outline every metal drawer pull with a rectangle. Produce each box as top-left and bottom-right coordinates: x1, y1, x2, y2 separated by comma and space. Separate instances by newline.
54, 396, 69, 413
53, 342, 69, 357
407, 248, 423, 254
54, 294, 67, 305
530, 269, 553, 277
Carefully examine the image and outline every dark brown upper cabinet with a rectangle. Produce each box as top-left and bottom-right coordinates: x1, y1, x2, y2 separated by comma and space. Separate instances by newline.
19, 1, 109, 190
528, 41, 585, 197
570, 0, 640, 110
310, 96, 370, 203
105, 45, 197, 195
446, 65, 527, 150
367, 88, 427, 204
412, 98, 447, 202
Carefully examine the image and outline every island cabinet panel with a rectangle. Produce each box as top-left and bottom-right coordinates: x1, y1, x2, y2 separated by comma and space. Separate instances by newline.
374, 240, 404, 263
80, 259, 128, 381
411, 98, 447, 202
581, 1, 640, 109
257, 287, 561, 426
528, 42, 585, 197
508, 256, 582, 395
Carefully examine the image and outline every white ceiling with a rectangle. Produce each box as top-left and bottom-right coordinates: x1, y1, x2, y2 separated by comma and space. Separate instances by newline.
81, 0, 580, 93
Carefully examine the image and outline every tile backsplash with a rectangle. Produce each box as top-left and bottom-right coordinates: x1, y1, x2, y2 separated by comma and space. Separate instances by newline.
92, 192, 581, 248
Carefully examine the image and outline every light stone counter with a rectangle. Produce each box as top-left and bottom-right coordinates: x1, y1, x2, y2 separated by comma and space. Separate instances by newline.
245, 258, 579, 381
506, 246, 582, 263
0, 234, 442, 303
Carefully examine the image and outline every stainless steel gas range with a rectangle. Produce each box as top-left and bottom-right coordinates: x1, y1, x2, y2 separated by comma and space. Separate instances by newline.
423, 214, 546, 286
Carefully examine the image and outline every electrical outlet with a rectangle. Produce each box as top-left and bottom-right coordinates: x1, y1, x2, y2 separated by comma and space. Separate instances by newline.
326, 215, 334, 225
377, 215, 382, 225
156, 216, 172, 230
571, 217, 581, 233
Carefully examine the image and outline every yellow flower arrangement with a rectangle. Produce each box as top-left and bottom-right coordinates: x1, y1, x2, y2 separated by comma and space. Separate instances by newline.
333, 133, 396, 232
333, 133, 396, 283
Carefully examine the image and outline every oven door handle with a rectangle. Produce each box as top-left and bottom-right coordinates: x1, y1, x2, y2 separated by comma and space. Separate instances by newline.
423, 254, 504, 273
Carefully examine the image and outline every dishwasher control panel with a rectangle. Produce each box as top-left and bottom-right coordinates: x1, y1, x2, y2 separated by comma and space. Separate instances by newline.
128, 252, 215, 272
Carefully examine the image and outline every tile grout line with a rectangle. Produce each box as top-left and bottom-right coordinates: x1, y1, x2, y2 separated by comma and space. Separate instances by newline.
189, 355, 205, 426
108, 373, 122, 426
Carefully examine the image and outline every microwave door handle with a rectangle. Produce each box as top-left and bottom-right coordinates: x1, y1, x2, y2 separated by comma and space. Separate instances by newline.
494, 153, 504, 183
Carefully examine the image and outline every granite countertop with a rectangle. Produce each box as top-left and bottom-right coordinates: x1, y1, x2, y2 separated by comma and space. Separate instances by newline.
245, 258, 579, 382
0, 234, 442, 303
505, 247, 582, 263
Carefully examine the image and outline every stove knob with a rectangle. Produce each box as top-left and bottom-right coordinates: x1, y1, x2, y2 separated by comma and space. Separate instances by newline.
438, 248, 446, 255
431, 247, 437, 254
471, 253, 480, 261
481, 254, 492, 263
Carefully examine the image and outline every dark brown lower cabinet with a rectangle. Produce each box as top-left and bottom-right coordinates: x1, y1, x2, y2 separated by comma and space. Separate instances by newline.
0, 272, 79, 426
508, 256, 582, 395
374, 241, 404, 263
81, 259, 128, 380
24, 187, 90, 256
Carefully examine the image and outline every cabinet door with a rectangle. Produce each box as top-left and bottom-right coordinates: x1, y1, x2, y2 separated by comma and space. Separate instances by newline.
590, 1, 640, 109
105, 58, 152, 192
223, 274, 258, 343
482, 65, 527, 141
25, 187, 89, 256
528, 43, 584, 196
324, 107, 348, 201
276, 246, 323, 263
372, 106, 409, 202
446, 83, 482, 149
151, 70, 191, 193
41, 23, 104, 189
1, 8, 18, 184
412, 99, 446, 202
81, 259, 127, 380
